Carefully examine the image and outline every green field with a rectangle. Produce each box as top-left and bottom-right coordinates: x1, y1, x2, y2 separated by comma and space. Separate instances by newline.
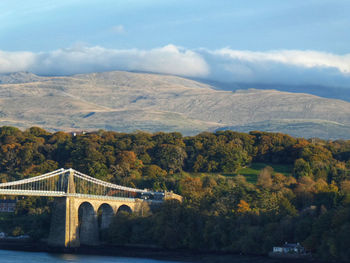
235, 163, 293, 183
184, 163, 293, 184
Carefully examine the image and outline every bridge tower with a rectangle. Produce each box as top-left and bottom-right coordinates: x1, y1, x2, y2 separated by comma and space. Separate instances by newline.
48, 169, 82, 248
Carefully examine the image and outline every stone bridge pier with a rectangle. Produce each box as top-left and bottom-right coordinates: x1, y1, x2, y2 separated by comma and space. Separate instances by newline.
48, 196, 149, 248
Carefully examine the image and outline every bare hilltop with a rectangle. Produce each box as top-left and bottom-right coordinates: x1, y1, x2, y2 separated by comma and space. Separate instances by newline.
1, 71, 350, 139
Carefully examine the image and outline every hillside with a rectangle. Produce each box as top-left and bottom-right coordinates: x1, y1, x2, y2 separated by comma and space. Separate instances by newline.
1, 71, 350, 139
198, 79, 350, 103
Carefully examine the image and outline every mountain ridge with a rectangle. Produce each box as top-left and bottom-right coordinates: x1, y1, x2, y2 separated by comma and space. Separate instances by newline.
194, 78, 350, 103
1, 71, 350, 139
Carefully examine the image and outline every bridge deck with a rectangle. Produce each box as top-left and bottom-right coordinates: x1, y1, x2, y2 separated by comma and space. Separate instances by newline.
0, 189, 137, 202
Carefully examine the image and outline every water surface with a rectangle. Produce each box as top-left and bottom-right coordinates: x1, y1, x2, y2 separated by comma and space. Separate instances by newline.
0, 249, 185, 263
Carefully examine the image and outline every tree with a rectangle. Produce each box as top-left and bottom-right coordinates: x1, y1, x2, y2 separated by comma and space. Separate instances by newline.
142, 164, 167, 178
155, 144, 187, 172
294, 158, 312, 178
179, 177, 203, 199
340, 180, 350, 194
257, 166, 273, 189
278, 197, 297, 216
236, 200, 251, 213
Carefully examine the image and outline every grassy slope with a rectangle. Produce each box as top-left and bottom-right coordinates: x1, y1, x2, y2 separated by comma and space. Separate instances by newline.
235, 163, 293, 183
182, 163, 293, 184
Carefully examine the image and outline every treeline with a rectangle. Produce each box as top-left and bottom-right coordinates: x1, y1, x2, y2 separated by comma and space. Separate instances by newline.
0, 126, 349, 262
1, 126, 349, 186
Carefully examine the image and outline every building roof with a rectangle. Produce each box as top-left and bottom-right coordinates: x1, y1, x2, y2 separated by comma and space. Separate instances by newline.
282, 242, 303, 248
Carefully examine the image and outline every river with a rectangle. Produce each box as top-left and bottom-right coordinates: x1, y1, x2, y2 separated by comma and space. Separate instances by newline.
0, 248, 301, 263
0, 249, 189, 263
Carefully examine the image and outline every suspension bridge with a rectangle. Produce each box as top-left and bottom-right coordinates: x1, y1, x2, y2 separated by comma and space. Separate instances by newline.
0, 168, 181, 248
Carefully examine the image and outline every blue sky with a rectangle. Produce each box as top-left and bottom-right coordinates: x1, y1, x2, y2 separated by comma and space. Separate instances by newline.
0, 0, 350, 86
1, 0, 350, 53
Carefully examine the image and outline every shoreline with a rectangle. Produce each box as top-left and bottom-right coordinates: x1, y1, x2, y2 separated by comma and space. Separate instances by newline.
0, 240, 319, 263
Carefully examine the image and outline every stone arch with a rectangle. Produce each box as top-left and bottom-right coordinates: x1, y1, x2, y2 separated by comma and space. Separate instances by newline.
78, 201, 99, 245
117, 204, 132, 214
97, 203, 114, 230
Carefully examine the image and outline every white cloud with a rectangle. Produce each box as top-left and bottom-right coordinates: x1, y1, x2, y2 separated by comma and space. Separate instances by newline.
198, 48, 350, 86
210, 48, 350, 74
0, 45, 209, 77
0, 45, 350, 87
0, 50, 36, 73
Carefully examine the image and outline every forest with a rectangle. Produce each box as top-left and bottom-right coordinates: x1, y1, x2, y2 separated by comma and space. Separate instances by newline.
0, 126, 349, 262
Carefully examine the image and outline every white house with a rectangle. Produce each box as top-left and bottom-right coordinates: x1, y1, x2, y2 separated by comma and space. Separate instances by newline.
273, 242, 305, 254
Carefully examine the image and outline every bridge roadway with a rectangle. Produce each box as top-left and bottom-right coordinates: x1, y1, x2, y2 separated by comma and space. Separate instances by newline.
0, 189, 140, 201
